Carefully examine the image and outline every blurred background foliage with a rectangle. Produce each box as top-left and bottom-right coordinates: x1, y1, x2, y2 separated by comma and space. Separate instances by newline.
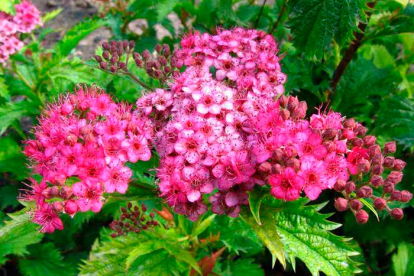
0, 0, 413, 275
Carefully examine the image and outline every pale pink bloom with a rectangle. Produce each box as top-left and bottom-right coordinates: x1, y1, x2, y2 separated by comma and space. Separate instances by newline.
298, 158, 328, 200
72, 180, 104, 212
122, 134, 151, 162
103, 165, 132, 194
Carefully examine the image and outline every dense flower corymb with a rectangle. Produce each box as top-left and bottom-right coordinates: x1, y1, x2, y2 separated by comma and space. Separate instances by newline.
23, 85, 153, 232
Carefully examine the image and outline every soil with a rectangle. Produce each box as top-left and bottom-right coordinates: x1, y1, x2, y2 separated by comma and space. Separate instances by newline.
32, 0, 111, 59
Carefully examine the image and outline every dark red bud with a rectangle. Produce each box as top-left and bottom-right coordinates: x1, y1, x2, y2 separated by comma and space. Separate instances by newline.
142, 50, 151, 60
52, 201, 64, 213
401, 190, 413, 203
390, 208, 404, 220
352, 138, 364, 147
64, 200, 78, 215
355, 125, 367, 136
370, 175, 383, 188
383, 156, 395, 168
102, 51, 110, 59
345, 181, 356, 194
155, 44, 162, 53
128, 202, 132, 209
387, 171, 403, 184
141, 203, 147, 212
258, 162, 271, 173
393, 159, 406, 171
129, 40, 136, 49
383, 180, 395, 193
384, 141, 396, 155
334, 198, 348, 212
372, 164, 384, 175
110, 65, 117, 73
118, 62, 126, 69
102, 42, 110, 50
333, 179, 346, 192
372, 154, 384, 165
135, 59, 144, 67
369, 145, 381, 157
99, 62, 107, 70
60, 186, 73, 199
271, 164, 283, 174
350, 199, 363, 210
355, 210, 369, 224
278, 95, 288, 108
123, 40, 129, 49
363, 135, 376, 146
344, 118, 356, 129
374, 197, 387, 210
391, 191, 402, 201
94, 55, 102, 63
357, 159, 371, 174
280, 109, 290, 120
356, 186, 372, 198
287, 96, 299, 111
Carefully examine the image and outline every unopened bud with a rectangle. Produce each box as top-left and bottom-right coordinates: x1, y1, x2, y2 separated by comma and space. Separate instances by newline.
391, 191, 402, 201
393, 159, 406, 171
163, 44, 170, 57
287, 96, 299, 111
110, 65, 117, 73
94, 55, 102, 63
383, 180, 395, 193
357, 159, 371, 174
280, 109, 290, 120
355, 125, 367, 136
372, 154, 384, 165
369, 144, 381, 157
258, 162, 271, 173
142, 50, 151, 60
50, 186, 59, 197
352, 138, 363, 147
60, 186, 73, 199
370, 175, 383, 187
384, 141, 396, 155
333, 179, 346, 192
355, 210, 369, 224
102, 42, 110, 50
372, 164, 384, 175
155, 44, 162, 53
374, 197, 387, 210
390, 208, 404, 220
129, 40, 135, 49
135, 59, 144, 67
363, 135, 376, 146
387, 171, 403, 184
99, 62, 107, 70
344, 118, 356, 129
271, 164, 283, 174
324, 129, 338, 140
118, 62, 126, 69
350, 199, 363, 210
65, 200, 78, 215
334, 198, 348, 212
401, 191, 413, 203
345, 181, 356, 194
61, 102, 74, 115
102, 51, 110, 60
278, 95, 288, 108
286, 158, 300, 171
52, 201, 64, 212
356, 186, 372, 198
383, 156, 395, 168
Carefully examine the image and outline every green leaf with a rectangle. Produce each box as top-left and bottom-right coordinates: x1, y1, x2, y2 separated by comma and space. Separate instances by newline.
248, 187, 268, 225
288, 0, 367, 60
360, 44, 396, 68
0, 0, 15, 15
41, 8, 63, 24
18, 243, 75, 276
156, 0, 180, 22
218, 258, 265, 276
241, 206, 286, 269
392, 243, 414, 276
0, 77, 10, 101
0, 185, 20, 210
0, 137, 28, 178
126, 240, 164, 270
375, 95, 414, 149
128, 249, 184, 276
266, 199, 361, 276
359, 198, 379, 221
192, 214, 216, 237
0, 211, 43, 265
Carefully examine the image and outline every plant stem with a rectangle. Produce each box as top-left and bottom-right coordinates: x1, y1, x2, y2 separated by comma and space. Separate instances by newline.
123, 71, 152, 90
269, 0, 286, 33
254, 0, 268, 28
325, 1, 377, 101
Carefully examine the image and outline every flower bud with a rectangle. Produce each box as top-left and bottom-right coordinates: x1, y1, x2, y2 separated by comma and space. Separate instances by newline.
164, 66, 171, 73
325, 128, 338, 140
60, 186, 73, 199
391, 191, 402, 201
383, 180, 394, 193
278, 95, 288, 108
99, 62, 108, 70
384, 141, 396, 155
333, 179, 346, 192
155, 44, 162, 53
286, 158, 300, 171
123, 40, 129, 49
51, 201, 64, 213
355, 210, 369, 224
401, 190, 413, 203
393, 159, 406, 171
374, 198, 387, 210
363, 135, 376, 146
271, 164, 283, 174
65, 200, 78, 215
94, 55, 102, 63
345, 181, 356, 194
258, 162, 271, 173
352, 138, 363, 147
371, 154, 384, 165
142, 50, 151, 60
383, 156, 395, 168
102, 51, 110, 60
369, 144, 381, 157
387, 171, 403, 184
280, 109, 290, 120
50, 186, 59, 197
372, 164, 384, 175
390, 208, 404, 220
350, 199, 363, 210
61, 102, 74, 115
355, 125, 367, 136
153, 70, 162, 79
356, 186, 372, 198
357, 159, 371, 174
110, 65, 117, 73
102, 42, 110, 50
118, 62, 126, 69
334, 198, 348, 212
287, 96, 299, 111
129, 40, 135, 49
370, 175, 383, 187
163, 44, 170, 57
344, 118, 356, 129
323, 141, 336, 152
135, 59, 144, 67
172, 70, 180, 78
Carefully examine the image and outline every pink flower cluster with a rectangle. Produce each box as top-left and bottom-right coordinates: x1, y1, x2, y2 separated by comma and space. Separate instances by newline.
23, 85, 153, 232
137, 28, 287, 220
0, 1, 42, 63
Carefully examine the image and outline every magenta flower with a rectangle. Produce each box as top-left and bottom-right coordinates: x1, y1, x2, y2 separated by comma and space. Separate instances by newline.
174, 132, 208, 164
33, 203, 64, 233
298, 158, 328, 200
122, 134, 151, 162
269, 168, 304, 201
72, 180, 104, 212
103, 165, 133, 194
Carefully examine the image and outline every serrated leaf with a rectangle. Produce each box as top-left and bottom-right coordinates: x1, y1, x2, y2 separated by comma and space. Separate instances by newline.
0, 211, 43, 265
248, 188, 268, 225
41, 8, 63, 24
0, 77, 10, 101
0, 137, 28, 178
18, 243, 75, 276
192, 214, 216, 237
0, 185, 19, 210
392, 243, 414, 276
288, 0, 367, 60
268, 199, 361, 276
375, 95, 414, 149
126, 240, 164, 270
219, 258, 265, 276
241, 206, 286, 269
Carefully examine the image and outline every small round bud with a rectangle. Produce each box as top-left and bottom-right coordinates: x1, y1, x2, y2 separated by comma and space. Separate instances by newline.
155, 44, 162, 53
374, 197, 387, 210
52, 201, 64, 213
99, 62, 107, 70
153, 70, 162, 79
344, 118, 356, 129
355, 125, 367, 136
118, 62, 126, 69
60, 102, 74, 115
110, 65, 117, 73
356, 186, 372, 198
60, 186, 73, 199
401, 190, 413, 203
135, 59, 144, 67
372, 164, 384, 175
371, 154, 384, 165
287, 96, 299, 111
324, 129, 338, 140
369, 144, 381, 157
102, 51, 110, 60
286, 158, 300, 171
363, 135, 376, 146
94, 55, 102, 63
280, 109, 290, 120
121, 207, 127, 213
271, 164, 283, 174
129, 40, 136, 49
390, 208, 404, 220
65, 200, 78, 215
110, 233, 117, 238
258, 162, 271, 173
123, 40, 129, 49
163, 44, 170, 57
383, 156, 395, 168
383, 180, 395, 193
164, 66, 171, 73
141, 203, 147, 212
370, 175, 383, 188
334, 198, 348, 212
357, 159, 371, 174
150, 212, 155, 218
391, 191, 402, 201
355, 210, 369, 224
333, 179, 346, 192
352, 138, 363, 147
393, 159, 406, 171
345, 181, 356, 194
142, 50, 151, 60
387, 171, 403, 184
278, 95, 288, 108
350, 199, 363, 210
50, 186, 60, 197
384, 141, 396, 155
128, 202, 132, 209
102, 42, 110, 50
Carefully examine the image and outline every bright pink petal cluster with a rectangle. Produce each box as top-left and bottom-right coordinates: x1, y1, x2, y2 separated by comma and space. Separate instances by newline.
0, 1, 42, 63
23, 85, 153, 232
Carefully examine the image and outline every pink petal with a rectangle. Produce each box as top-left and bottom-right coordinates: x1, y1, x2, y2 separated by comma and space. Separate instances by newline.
187, 190, 201, 202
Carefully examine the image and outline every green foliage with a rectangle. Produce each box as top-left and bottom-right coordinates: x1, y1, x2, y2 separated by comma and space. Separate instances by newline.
18, 243, 74, 276
0, 0, 15, 15
288, 0, 367, 60
0, 137, 28, 179
0, 210, 43, 265
217, 258, 265, 276
391, 243, 414, 276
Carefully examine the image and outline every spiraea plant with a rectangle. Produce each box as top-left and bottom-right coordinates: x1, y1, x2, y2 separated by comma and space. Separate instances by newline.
16, 27, 412, 276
